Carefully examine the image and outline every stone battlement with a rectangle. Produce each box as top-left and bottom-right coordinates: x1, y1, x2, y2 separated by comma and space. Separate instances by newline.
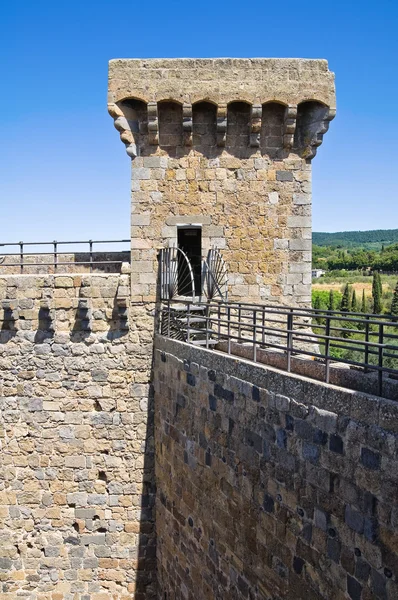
108, 58, 335, 160
108, 58, 335, 106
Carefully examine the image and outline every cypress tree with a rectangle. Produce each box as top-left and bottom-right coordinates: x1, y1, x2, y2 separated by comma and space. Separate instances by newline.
314, 294, 322, 324
391, 280, 398, 320
351, 289, 358, 312
328, 289, 335, 311
361, 290, 367, 313
372, 272, 383, 314
340, 284, 351, 312
358, 289, 367, 330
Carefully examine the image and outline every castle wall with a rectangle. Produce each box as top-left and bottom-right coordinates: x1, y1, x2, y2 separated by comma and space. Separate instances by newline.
154, 335, 398, 600
0, 274, 156, 599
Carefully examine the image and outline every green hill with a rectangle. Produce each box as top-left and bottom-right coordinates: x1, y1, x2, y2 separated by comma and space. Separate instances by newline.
313, 229, 398, 250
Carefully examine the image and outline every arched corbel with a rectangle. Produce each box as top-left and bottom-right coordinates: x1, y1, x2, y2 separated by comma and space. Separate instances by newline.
294, 102, 336, 159
283, 104, 297, 150
250, 104, 262, 148
306, 108, 335, 159
183, 103, 193, 146
217, 104, 227, 147
108, 103, 138, 158
147, 101, 159, 146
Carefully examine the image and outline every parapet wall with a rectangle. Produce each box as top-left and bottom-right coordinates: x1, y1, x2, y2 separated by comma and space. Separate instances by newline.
0, 253, 130, 275
0, 274, 156, 599
154, 335, 398, 600
108, 58, 336, 108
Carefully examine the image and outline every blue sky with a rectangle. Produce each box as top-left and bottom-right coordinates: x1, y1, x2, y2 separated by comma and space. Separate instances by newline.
1, 0, 397, 243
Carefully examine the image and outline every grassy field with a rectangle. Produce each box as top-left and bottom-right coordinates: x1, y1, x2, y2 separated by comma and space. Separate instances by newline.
313, 274, 397, 299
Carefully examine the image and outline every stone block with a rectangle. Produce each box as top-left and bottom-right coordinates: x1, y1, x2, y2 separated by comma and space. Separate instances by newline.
293, 193, 311, 205
378, 399, 398, 433
54, 277, 74, 288
302, 442, 320, 464
308, 406, 337, 433
65, 456, 86, 468
274, 239, 289, 250
276, 170, 293, 182
131, 168, 150, 180
289, 239, 312, 251
314, 507, 328, 531
360, 447, 381, 470
268, 192, 279, 204
132, 213, 151, 226
287, 216, 312, 228
347, 575, 362, 600
345, 505, 364, 533
142, 156, 167, 168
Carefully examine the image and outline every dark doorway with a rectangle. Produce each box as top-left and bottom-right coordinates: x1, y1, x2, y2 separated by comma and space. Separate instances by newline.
177, 227, 202, 296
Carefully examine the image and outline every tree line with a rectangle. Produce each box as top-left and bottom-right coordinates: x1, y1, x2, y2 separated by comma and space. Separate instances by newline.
313, 273, 398, 318
313, 229, 398, 248
313, 243, 398, 272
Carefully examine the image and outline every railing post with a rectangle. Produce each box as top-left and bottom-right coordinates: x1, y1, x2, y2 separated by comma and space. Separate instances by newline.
378, 323, 384, 397
187, 303, 191, 343
287, 309, 293, 373
218, 302, 221, 339
89, 240, 93, 273
53, 241, 57, 272
205, 304, 210, 349
325, 313, 331, 384
227, 306, 231, 354
238, 303, 242, 342
19, 242, 24, 274
262, 306, 265, 346
253, 309, 257, 362
167, 299, 171, 338
364, 316, 370, 373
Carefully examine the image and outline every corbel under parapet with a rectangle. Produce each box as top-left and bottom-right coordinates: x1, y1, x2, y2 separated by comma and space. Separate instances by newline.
301, 107, 336, 159
250, 104, 262, 148
108, 103, 138, 159
183, 103, 193, 146
147, 102, 159, 146
283, 105, 297, 150
217, 104, 227, 147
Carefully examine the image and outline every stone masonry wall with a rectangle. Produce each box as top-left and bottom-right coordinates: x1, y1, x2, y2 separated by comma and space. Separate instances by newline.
154, 335, 398, 600
0, 274, 156, 599
129, 153, 312, 305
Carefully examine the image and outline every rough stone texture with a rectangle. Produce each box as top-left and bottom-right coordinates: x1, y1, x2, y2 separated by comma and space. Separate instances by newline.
154, 335, 398, 600
0, 275, 156, 599
108, 58, 336, 107
216, 341, 398, 401
108, 58, 336, 307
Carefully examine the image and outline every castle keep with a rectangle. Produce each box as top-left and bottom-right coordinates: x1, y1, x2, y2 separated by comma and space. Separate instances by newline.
108, 58, 336, 305
1, 58, 398, 600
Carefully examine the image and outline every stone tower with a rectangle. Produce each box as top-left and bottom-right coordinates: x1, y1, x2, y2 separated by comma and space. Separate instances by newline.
108, 58, 335, 306
107, 61, 335, 596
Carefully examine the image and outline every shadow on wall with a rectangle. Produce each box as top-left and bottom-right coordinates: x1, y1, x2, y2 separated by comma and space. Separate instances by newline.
1, 301, 17, 341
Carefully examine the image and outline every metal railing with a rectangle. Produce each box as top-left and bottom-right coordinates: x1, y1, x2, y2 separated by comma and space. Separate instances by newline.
0, 239, 130, 273
159, 299, 398, 397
